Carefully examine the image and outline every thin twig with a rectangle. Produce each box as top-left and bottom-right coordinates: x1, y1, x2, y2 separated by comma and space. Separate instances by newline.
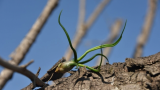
0, 0, 59, 89
20, 60, 34, 68
36, 67, 41, 77
64, 0, 110, 61
133, 0, 157, 58
46, 73, 54, 84
96, 19, 122, 65
0, 57, 45, 87
22, 58, 66, 90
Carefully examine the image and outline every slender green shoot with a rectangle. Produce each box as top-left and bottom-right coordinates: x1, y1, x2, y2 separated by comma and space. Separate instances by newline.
58, 10, 78, 62
78, 45, 105, 72
56, 10, 127, 73
79, 53, 108, 64
98, 45, 103, 71
77, 20, 127, 62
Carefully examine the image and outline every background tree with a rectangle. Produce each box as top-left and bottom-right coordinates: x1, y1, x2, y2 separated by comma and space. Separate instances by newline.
0, 0, 159, 90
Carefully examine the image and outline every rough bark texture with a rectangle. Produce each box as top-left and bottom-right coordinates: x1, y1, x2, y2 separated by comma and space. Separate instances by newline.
40, 52, 160, 90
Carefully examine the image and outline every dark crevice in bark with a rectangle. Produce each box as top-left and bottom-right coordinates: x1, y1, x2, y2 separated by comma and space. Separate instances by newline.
127, 65, 144, 72
36, 52, 160, 90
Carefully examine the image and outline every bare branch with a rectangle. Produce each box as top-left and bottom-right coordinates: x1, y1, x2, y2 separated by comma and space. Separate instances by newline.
79, 0, 85, 25
133, 0, 157, 58
36, 67, 41, 77
96, 19, 122, 65
20, 60, 34, 68
85, 0, 110, 29
32, 67, 41, 89
0, 0, 59, 89
0, 57, 45, 87
64, 0, 110, 61
22, 58, 66, 90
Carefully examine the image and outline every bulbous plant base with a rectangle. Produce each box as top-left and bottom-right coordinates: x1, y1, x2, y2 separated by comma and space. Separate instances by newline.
40, 52, 160, 90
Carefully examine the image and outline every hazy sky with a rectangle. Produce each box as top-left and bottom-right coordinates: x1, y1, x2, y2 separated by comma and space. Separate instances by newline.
0, 0, 160, 90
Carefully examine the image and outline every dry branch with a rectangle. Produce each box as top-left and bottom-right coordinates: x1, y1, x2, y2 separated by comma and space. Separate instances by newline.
0, 57, 45, 87
64, 0, 110, 61
0, 0, 59, 89
35, 67, 41, 77
22, 58, 66, 90
96, 19, 122, 65
133, 0, 157, 58
20, 60, 34, 68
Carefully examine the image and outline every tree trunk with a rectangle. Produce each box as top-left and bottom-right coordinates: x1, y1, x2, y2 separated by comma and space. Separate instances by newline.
39, 52, 160, 90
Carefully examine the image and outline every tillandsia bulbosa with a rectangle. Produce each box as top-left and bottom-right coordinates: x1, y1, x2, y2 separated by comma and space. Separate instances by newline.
55, 10, 127, 73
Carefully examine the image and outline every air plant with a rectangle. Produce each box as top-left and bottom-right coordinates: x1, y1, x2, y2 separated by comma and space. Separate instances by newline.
55, 10, 127, 73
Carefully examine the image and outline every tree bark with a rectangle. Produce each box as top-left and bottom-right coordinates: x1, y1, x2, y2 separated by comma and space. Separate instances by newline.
41, 52, 160, 90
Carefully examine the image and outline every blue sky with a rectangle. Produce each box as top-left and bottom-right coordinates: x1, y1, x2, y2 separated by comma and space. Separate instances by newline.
0, 0, 160, 90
